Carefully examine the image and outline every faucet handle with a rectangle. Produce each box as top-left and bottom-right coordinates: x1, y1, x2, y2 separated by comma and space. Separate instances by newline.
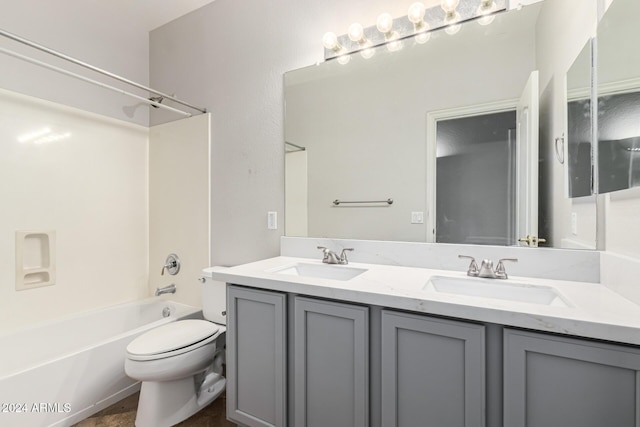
339, 248, 354, 264
458, 255, 479, 276
161, 254, 180, 276
317, 246, 329, 261
495, 258, 518, 279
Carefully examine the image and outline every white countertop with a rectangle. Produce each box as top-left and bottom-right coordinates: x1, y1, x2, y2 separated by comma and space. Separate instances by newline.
205, 256, 640, 346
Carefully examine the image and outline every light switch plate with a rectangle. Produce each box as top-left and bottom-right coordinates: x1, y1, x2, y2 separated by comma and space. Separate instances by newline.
267, 211, 278, 230
411, 212, 424, 224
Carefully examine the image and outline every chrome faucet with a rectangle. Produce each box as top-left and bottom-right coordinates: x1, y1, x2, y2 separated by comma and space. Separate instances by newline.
458, 255, 517, 279
317, 246, 354, 265
155, 283, 177, 296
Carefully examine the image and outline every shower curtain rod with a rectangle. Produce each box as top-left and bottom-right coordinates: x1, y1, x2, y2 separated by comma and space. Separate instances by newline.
0, 28, 207, 114
0, 46, 192, 117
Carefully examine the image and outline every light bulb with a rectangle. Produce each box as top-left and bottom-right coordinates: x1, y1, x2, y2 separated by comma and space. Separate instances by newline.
444, 11, 461, 35
322, 32, 340, 50
416, 31, 431, 44
477, 0, 497, 26
445, 22, 461, 35
387, 39, 403, 52
348, 23, 366, 43
385, 32, 403, 51
441, 0, 460, 14
376, 13, 394, 34
337, 54, 351, 65
361, 46, 375, 59
408, 2, 426, 24
477, 14, 496, 25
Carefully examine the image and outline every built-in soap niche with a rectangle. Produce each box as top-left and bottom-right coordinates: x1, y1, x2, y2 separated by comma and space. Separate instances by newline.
15, 231, 56, 290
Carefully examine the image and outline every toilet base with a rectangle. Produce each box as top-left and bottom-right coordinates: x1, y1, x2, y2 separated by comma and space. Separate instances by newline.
135, 373, 226, 427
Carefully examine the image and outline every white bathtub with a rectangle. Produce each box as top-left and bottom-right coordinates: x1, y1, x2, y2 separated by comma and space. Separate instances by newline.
0, 299, 201, 427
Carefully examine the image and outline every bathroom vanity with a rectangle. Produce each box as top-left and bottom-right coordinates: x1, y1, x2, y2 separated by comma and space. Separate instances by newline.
206, 255, 640, 427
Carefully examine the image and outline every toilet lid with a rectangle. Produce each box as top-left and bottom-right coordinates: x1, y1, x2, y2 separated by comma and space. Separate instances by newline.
127, 319, 219, 357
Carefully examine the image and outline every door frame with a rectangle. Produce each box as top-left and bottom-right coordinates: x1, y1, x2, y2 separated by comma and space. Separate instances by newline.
426, 99, 519, 243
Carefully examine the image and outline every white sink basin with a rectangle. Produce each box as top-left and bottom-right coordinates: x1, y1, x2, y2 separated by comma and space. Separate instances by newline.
271, 263, 368, 281
423, 276, 568, 307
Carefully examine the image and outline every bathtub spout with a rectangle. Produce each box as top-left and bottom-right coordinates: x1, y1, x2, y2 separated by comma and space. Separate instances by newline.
155, 284, 176, 296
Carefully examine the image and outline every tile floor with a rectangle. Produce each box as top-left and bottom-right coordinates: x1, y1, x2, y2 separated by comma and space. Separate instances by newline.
73, 391, 235, 427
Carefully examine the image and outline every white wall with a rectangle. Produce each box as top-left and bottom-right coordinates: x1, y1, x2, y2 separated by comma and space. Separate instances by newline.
0, 88, 148, 334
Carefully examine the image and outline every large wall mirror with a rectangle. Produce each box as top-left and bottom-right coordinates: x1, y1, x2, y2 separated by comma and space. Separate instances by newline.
284, 0, 598, 250
566, 40, 593, 199
597, 0, 640, 194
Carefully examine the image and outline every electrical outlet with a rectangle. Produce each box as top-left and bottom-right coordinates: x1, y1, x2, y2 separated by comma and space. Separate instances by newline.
267, 211, 278, 230
411, 212, 424, 224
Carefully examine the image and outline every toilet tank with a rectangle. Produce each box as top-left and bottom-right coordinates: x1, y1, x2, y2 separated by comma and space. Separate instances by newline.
201, 274, 226, 325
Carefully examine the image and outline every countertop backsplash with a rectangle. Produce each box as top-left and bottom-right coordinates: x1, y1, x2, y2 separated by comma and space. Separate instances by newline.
281, 237, 601, 284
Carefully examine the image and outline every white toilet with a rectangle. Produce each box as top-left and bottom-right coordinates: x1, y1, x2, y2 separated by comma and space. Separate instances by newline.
125, 280, 227, 427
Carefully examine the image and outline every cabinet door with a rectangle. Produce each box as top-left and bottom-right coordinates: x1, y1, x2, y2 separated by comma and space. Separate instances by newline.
294, 296, 369, 427
381, 310, 485, 427
504, 328, 640, 427
227, 285, 287, 427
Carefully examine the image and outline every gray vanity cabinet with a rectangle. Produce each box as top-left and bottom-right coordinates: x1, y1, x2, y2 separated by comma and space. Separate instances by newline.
504, 328, 640, 427
226, 285, 287, 427
381, 310, 486, 427
293, 296, 369, 427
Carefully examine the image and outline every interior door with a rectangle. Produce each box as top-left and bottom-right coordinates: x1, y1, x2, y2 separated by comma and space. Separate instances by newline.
516, 70, 540, 246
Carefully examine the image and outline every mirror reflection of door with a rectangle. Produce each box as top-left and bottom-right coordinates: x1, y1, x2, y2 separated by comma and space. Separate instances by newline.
515, 70, 540, 246
434, 71, 539, 246
435, 111, 517, 245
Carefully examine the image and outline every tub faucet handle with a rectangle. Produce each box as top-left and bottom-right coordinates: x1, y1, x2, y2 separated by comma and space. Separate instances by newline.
161, 253, 180, 276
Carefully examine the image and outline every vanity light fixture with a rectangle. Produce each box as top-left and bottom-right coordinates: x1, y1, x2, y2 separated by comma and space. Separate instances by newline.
441, 0, 462, 35
320, 0, 508, 61
477, 0, 498, 25
408, 2, 432, 44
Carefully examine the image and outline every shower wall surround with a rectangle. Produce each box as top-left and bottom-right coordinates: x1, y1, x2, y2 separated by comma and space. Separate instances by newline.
0, 88, 149, 334
149, 114, 211, 309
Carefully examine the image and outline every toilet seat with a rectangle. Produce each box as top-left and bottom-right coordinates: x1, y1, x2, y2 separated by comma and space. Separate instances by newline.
127, 319, 220, 361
